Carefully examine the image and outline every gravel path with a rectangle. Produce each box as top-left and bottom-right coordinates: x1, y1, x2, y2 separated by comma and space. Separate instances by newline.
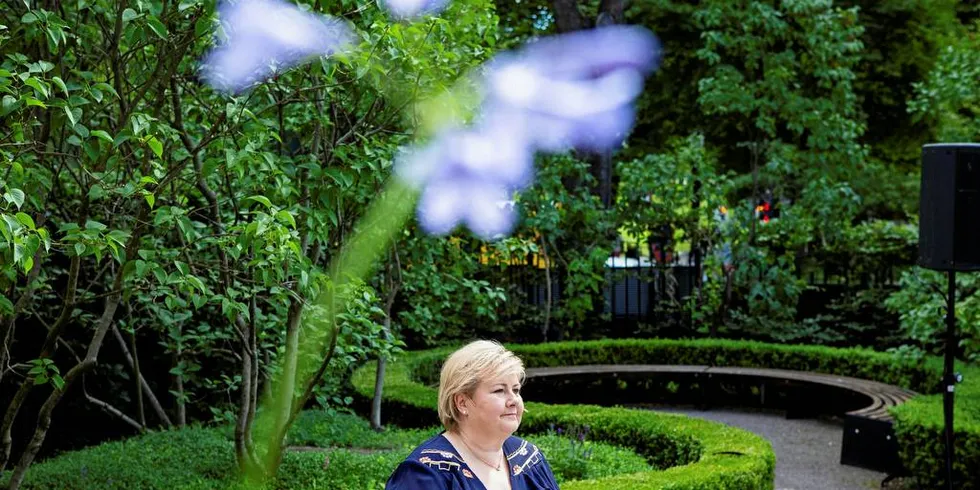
649, 406, 888, 490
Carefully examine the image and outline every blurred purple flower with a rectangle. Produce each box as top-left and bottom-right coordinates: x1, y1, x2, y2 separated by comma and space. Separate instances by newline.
398, 127, 533, 239
483, 25, 660, 151
202, 0, 353, 93
402, 26, 660, 240
380, 0, 449, 19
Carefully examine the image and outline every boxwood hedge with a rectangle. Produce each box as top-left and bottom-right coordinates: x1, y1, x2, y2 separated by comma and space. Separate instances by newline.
352, 338, 980, 489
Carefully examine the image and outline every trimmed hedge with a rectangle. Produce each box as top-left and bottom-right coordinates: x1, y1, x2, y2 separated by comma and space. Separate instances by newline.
352, 341, 777, 490
891, 358, 980, 489
0, 410, 648, 489
353, 338, 980, 489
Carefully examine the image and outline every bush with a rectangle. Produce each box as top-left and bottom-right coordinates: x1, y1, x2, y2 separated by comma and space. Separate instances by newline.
0, 427, 236, 490
891, 359, 980, 489
534, 430, 651, 484
0, 409, 651, 489
287, 410, 433, 450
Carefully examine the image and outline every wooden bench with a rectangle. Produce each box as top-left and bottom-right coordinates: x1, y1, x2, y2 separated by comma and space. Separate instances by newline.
524, 364, 917, 473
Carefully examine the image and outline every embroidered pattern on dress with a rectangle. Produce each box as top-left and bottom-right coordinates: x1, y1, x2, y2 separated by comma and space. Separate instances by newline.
508, 442, 541, 476
418, 449, 464, 473
421, 449, 460, 460
418, 456, 461, 472
506, 440, 528, 460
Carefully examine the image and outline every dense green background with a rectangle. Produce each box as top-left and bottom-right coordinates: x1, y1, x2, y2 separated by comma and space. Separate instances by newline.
1, 0, 979, 487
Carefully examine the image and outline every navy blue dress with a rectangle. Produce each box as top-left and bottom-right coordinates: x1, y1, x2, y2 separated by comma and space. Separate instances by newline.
386, 433, 560, 489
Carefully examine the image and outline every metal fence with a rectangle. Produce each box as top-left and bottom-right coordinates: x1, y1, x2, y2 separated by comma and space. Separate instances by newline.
493, 254, 905, 323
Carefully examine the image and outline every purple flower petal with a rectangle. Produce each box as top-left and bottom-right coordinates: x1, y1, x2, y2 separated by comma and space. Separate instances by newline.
463, 184, 516, 239
381, 0, 449, 19
417, 177, 516, 239
484, 103, 636, 152
202, 0, 353, 93
518, 25, 661, 79
417, 178, 466, 236
481, 25, 659, 152
397, 127, 534, 191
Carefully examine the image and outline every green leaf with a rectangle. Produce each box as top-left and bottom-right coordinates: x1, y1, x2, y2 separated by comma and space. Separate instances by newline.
85, 220, 107, 231
122, 8, 140, 22
23, 77, 47, 98
5, 189, 25, 209
144, 192, 155, 208
1, 95, 20, 116
15, 212, 35, 230
63, 105, 77, 126
146, 136, 163, 158
37, 228, 50, 252
91, 130, 113, 144
276, 210, 297, 229
74, 243, 85, 256
93, 82, 117, 99
51, 76, 68, 96
23, 255, 34, 274
146, 15, 168, 39
0, 295, 12, 316
87, 184, 104, 200
24, 97, 46, 108
246, 195, 273, 209
52, 374, 65, 390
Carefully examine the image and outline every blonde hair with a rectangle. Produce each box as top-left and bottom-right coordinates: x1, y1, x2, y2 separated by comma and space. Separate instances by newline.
437, 340, 525, 432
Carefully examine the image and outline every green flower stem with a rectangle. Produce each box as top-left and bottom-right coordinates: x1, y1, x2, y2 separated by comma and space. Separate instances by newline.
244, 177, 418, 486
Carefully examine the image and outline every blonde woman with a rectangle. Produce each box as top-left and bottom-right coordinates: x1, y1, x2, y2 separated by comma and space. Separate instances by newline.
386, 340, 560, 489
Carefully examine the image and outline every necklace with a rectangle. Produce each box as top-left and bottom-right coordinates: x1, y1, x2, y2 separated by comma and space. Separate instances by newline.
457, 433, 504, 472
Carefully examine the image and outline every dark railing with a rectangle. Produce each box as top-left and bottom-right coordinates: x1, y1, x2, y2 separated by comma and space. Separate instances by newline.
491, 252, 906, 324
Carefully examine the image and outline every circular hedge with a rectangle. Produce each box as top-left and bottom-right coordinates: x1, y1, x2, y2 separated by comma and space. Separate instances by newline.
352, 338, 980, 489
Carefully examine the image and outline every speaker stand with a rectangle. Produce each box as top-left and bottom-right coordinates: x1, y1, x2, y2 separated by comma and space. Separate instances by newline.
942, 270, 960, 490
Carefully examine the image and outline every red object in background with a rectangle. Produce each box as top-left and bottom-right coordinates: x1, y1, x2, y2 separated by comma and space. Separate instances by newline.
756, 200, 774, 223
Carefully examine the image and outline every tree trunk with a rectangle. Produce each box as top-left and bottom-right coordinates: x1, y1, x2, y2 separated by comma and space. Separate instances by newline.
235, 313, 256, 474
129, 329, 146, 431
111, 325, 173, 428
551, 0, 586, 33
0, 256, 79, 472
174, 331, 187, 427
370, 317, 390, 431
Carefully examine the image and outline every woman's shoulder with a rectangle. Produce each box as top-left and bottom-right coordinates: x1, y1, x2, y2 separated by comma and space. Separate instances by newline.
387, 434, 464, 489
504, 435, 551, 477
402, 433, 467, 474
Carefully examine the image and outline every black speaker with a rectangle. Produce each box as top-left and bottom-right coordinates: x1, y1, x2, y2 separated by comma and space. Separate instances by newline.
918, 143, 980, 271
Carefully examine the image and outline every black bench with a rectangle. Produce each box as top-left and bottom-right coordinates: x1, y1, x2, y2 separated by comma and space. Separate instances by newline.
524, 364, 917, 473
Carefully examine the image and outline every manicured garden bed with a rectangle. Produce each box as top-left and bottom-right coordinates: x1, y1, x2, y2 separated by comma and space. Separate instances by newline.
353, 338, 980, 489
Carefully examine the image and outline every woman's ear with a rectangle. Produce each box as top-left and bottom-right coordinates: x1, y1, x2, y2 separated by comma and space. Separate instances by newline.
454, 393, 468, 414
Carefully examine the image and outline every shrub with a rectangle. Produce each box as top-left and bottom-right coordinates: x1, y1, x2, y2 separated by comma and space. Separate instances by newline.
0, 409, 652, 489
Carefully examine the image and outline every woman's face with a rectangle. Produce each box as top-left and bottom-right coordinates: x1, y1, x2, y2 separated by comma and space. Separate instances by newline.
459, 371, 524, 438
